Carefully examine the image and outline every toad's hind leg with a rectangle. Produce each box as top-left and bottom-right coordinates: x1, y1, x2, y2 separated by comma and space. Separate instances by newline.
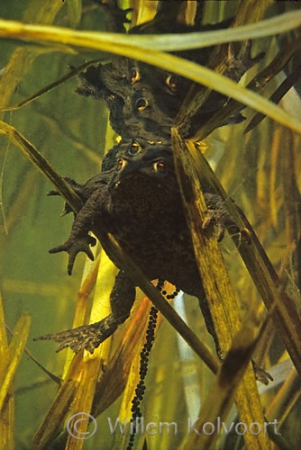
35, 270, 136, 353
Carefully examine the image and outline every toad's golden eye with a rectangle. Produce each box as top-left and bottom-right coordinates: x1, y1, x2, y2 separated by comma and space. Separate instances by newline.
117, 159, 127, 171
154, 161, 166, 173
166, 74, 180, 92
135, 97, 149, 111
128, 140, 141, 156
130, 67, 140, 83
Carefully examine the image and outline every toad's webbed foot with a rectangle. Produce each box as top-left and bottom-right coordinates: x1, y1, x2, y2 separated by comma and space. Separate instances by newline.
35, 271, 136, 353
35, 316, 119, 353
95, 0, 132, 33
203, 193, 239, 241
49, 234, 96, 275
252, 360, 273, 385
76, 64, 111, 100
226, 40, 264, 82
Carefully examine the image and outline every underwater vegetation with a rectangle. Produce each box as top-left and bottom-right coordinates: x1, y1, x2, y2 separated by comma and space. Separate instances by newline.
0, 1, 301, 449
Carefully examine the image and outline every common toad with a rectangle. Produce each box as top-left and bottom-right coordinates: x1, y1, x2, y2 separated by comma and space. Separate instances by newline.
40, 139, 238, 353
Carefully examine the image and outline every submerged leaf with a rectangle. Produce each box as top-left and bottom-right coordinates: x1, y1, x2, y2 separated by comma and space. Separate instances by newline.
181, 312, 269, 450
0, 16, 301, 133
0, 312, 31, 412
66, 0, 82, 29
171, 130, 271, 450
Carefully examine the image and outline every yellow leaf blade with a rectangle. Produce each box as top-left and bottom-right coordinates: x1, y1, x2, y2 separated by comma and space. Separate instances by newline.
0, 312, 31, 412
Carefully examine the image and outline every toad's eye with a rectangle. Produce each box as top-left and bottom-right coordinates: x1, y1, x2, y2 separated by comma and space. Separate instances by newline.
135, 97, 148, 111
166, 74, 180, 92
117, 159, 127, 171
130, 67, 140, 83
153, 161, 166, 173
128, 140, 141, 156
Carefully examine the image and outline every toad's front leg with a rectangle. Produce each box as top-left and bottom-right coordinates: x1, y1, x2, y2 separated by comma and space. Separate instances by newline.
49, 190, 108, 275
35, 271, 136, 353
203, 192, 240, 241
